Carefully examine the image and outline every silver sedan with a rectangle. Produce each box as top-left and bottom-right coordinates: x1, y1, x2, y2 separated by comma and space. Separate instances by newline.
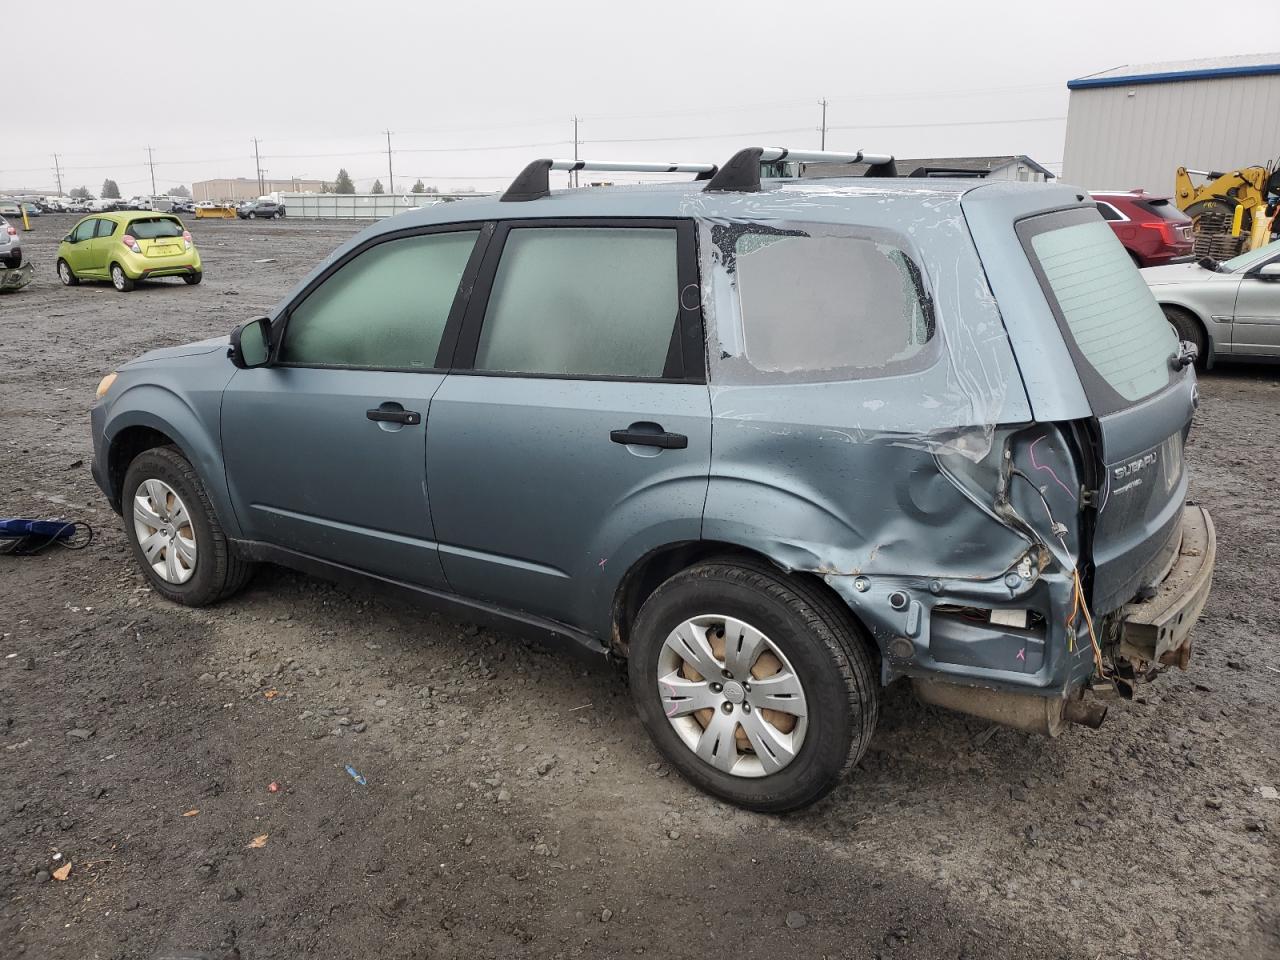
1143, 241, 1280, 367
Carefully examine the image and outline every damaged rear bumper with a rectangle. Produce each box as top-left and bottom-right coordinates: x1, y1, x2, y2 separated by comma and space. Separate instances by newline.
1116, 504, 1215, 671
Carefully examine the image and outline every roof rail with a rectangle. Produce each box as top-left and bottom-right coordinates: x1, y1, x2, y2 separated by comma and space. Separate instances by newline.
501, 158, 719, 202
704, 147, 897, 192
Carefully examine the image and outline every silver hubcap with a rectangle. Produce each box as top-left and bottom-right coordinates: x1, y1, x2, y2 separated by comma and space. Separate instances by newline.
657, 615, 808, 778
59, 262, 70, 282
112, 267, 125, 289
132, 479, 197, 584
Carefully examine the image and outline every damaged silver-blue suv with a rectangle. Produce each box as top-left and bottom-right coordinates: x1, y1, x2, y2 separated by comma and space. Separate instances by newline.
91, 147, 1216, 812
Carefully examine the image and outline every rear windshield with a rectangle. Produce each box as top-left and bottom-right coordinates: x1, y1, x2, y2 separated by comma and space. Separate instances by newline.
129, 217, 184, 239
1133, 198, 1191, 223
1022, 212, 1175, 409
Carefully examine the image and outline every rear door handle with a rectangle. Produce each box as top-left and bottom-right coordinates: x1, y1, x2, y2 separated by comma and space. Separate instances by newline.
610, 427, 688, 449
367, 407, 421, 425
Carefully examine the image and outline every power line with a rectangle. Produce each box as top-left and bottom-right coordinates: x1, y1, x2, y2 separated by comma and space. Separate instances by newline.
829, 115, 1066, 131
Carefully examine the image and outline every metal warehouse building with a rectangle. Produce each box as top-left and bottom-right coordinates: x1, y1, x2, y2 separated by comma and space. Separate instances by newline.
1061, 52, 1280, 195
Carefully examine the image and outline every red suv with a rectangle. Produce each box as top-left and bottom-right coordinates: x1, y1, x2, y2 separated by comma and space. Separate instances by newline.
1091, 190, 1194, 267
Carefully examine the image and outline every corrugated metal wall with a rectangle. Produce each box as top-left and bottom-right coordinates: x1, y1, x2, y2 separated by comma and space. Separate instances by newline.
1061, 74, 1280, 194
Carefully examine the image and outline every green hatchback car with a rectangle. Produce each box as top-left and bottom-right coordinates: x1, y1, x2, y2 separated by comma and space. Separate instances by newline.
57, 211, 202, 291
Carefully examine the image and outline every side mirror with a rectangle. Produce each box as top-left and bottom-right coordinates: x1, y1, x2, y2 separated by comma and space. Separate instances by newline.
229, 316, 271, 368
1255, 262, 1280, 280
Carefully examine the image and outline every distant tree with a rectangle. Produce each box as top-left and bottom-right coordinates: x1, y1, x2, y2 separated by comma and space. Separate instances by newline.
69, 186, 92, 200
333, 169, 355, 194
425, 185, 439, 194
371, 179, 385, 195
410, 179, 425, 194
101, 179, 121, 199
169, 184, 191, 197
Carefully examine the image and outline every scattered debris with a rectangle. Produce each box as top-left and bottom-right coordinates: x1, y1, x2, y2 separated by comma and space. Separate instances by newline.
264, 689, 280, 700
183, 809, 200, 817
247, 834, 269, 849
345, 764, 367, 786
1260, 785, 1278, 800
268, 781, 281, 793
785, 910, 807, 929
52, 862, 72, 882
252, 258, 277, 264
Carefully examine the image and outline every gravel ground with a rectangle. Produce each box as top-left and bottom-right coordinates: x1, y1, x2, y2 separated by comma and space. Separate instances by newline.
1, 214, 1277, 960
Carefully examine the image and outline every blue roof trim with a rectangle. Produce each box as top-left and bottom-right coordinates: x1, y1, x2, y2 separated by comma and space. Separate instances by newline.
1068, 62, 1280, 89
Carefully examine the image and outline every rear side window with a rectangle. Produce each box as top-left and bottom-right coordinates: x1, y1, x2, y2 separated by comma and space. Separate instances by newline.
1094, 201, 1124, 222
281, 230, 478, 369
728, 229, 934, 377
95, 220, 118, 238
1024, 214, 1174, 406
473, 227, 678, 378
129, 217, 183, 239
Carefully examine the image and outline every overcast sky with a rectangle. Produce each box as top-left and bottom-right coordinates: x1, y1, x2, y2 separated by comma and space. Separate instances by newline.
4, 0, 1277, 195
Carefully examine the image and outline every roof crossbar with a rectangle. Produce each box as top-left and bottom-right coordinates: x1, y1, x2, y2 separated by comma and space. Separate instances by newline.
501, 158, 719, 202
704, 147, 897, 192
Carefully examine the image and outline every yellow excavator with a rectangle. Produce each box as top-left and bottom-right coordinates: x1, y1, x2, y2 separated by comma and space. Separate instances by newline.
1174, 162, 1280, 259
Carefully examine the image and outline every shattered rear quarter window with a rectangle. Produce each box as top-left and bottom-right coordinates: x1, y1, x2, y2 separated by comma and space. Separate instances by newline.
731, 230, 935, 378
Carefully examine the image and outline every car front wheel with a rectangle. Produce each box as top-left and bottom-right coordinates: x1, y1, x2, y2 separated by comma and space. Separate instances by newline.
57, 259, 79, 285
628, 560, 879, 813
122, 446, 253, 606
1163, 305, 1206, 369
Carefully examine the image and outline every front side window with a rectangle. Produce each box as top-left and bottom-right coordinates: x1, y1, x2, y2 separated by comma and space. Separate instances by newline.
725, 227, 934, 378
281, 230, 478, 369
473, 227, 679, 378
71, 219, 97, 242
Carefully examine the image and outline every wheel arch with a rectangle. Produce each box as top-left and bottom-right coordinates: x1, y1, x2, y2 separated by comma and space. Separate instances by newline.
103, 396, 240, 537
1158, 300, 1215, 368
609, 539, 870, 659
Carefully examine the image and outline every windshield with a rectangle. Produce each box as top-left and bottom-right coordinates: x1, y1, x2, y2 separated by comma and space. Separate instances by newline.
1222, 239, 1279, 272
128, 217, 184, 239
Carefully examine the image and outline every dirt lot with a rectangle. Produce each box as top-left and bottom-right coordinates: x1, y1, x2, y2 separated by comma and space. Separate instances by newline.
2, 214, 1277, 960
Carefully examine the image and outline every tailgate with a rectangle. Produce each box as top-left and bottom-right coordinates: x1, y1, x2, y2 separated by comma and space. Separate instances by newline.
1017, 208, 1195, 614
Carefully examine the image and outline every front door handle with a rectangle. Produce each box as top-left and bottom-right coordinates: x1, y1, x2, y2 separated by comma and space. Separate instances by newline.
610, 426, 688, 449
367, 407, 421, 426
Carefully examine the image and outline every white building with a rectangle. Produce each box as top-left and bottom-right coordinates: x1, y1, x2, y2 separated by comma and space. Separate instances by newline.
1061, 52, 1280, 195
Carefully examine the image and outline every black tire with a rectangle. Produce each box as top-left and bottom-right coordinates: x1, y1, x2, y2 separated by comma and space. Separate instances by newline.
110, 262, 134, 292
57, 258, 79, 286
122, 445, 254, 606
271, 211, 280, 220
628, 560, 879, 813
183, 271, 203, 285
247, 212, 256, 220
1162, 305, 1207, 369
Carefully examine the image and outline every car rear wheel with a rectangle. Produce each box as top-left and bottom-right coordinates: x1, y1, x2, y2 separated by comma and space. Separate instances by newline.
110, 263, 134, 292
628, 560, 879, 813
271, 211, 280, 220
247, 212, 256, 219
1163, 305, 1206, 369
122, 446, 253, 606
57, 259, 79, 286
183, 272, 203, 285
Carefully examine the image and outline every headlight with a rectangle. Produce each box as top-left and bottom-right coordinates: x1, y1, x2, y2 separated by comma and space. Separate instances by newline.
96, 372, 118, 398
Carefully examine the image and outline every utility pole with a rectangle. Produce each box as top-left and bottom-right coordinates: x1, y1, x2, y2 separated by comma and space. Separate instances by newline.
572, 117, 581, 187
384, 130, 394, 194
818, 98, 828, 150
146, 146, 157, 197
252, 137, 264, 195
52, 154, 62, 195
